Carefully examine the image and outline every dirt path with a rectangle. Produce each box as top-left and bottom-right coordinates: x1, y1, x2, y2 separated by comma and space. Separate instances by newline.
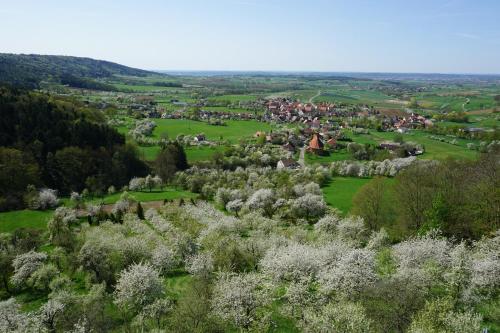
299, 146, 306, 167
309, 90, 321, 105
462, 98, 470, 111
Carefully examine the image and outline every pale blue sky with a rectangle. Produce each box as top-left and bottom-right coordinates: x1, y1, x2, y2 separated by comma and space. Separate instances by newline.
1, 0, 499, 73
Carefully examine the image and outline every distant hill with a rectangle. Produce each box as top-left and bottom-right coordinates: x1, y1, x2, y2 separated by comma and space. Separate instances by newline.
0, 53, 159, 89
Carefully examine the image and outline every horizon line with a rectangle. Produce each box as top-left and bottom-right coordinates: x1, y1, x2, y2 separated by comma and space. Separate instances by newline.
152, 69, 500, 76
3, 53, 499, 76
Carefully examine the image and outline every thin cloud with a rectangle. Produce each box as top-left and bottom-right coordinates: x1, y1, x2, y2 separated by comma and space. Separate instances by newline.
455, 33, 481, 40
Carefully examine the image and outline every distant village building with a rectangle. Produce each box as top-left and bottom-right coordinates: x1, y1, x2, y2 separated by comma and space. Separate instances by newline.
282, 142, 296, 153
277, 158, 300, 170
194, 134, 206, 142
307, 133, 324, 154
326, 138, 337, 148
379, 141, 401, 151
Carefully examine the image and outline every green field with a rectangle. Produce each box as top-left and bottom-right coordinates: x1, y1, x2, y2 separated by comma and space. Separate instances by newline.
322, 177, 372, 213
0, 209, 53, 233
138, 145, 225, 162
112, 83, 176, 92
88, 188, 197, 205
208, 94, 261, 102
151, 119, 272, 143
315, 88, 400, 108
322, 177, 396, 214
346, 130, 479, 160
0, 189, 196, 233
415, 92, 496, 112
203, 106, 259, 114
305, 150, 351, 165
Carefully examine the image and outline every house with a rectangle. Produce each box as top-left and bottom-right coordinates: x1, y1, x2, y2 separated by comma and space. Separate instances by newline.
194, 134, 206, 142
311, 119, 321, 129
303, 103, 314, 113
282, 142, 296, 153
277, 158, 300, 170
379, 141, 401, 151
307, 133, 324, 154
326, 138, 337, 148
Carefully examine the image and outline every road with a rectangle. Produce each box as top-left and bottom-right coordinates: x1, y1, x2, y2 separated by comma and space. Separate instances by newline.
462, 98, 470, 112
309, 90, 321, 105
299, 146, 306, 167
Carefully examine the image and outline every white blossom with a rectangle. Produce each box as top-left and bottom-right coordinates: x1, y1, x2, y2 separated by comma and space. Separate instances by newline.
186, 252, 214, 278
300, 302, 373, 333
366, 228, 390, 250
11, 250, 47, 287
246, 189, 275, 217
315, 214, 341, 234
212, 273, 267, 329
226, 199, 244, 214
151, 245, 176, 274
114, 263, 164, 314
0, 298, 44, 333
36, 188, 59, 210
318, 248, 377, 296
290, 193, 327, 220
129, 177, 146, 191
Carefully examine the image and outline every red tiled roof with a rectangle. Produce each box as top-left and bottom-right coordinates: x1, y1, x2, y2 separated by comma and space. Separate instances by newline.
309, 133, 324, 150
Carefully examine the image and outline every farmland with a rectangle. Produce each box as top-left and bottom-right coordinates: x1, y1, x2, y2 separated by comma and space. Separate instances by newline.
322, 177, 372, 213
150, 119, 272, 143
0, 210, 53, 233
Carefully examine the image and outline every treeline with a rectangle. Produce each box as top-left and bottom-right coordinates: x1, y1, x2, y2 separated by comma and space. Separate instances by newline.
433, 111, 469, 123
0, 53, 157, 89
150, 81, 183, 87
352, 151, 500, 240
60, 75, 116, 91
0, 87, 149, 210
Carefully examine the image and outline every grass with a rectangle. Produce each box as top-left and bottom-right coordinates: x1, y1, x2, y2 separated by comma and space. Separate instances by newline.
322, 176, 397, 216
305, 150, 351, 165
0, 209, 53, 233
87, 188, 197, 205
202, 106, 260, 114
138, 145, 225, 162
208, 94, 260, 102
164, 270, 194, 300
185, 146, 225, 162
151, 119, 273, 143
0, 189, 196, 233
322, 177, 372, 214
345, 130, 479, 160
112, 83, 176, 92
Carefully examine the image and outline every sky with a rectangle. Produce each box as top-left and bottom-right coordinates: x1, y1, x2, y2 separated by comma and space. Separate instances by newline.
0, 0, 499, 73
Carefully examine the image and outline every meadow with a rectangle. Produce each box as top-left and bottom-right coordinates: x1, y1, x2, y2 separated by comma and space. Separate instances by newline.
321, 177, 372, 213
322, 176, 397, 215
150, 119, 273, 143
415, 91, 496, 112
0, 189, 196, 233
202, 106, 260, 114
86, 188, 197, 205
0, 210, 53, 233
349, 130, 480, 160
208, 94, 261, 102
305, 149, 351, 165
138, 145, 226, 162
